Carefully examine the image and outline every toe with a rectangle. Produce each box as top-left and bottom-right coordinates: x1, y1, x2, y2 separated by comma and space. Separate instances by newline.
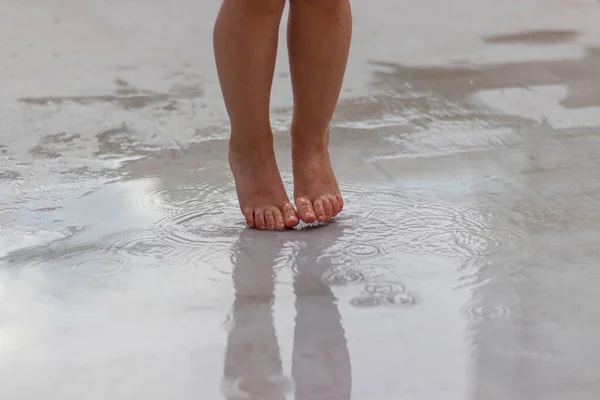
336, 193, 344, 211
273, 207, 286, 230
329, 195, 341, 217
254, 209, 266, 230
321, 196, 333, 221
242, 207, 255, 228
313, 198, 326, 222
265, 209, 276, 231
295, 196, 316, 224
282, 202, 299, 227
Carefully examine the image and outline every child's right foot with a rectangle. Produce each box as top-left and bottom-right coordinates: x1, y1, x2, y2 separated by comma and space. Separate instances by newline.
292, 147, 343, 224
229, 138, 299, 231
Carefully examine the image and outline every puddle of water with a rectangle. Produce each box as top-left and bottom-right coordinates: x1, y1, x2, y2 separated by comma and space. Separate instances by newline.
4, 2, 600, 397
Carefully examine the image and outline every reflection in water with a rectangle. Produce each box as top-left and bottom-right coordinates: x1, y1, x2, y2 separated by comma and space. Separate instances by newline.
222, 227, 351, 400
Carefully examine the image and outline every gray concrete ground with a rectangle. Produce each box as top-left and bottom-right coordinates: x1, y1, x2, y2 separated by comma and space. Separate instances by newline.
2, 0, 600, 399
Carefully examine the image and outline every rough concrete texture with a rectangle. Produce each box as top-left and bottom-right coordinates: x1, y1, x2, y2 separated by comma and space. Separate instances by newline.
2, 0, 600, 399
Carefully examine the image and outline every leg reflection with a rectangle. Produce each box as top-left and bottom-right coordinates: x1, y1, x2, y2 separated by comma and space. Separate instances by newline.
292, 227, 352, 400
222, 226, 352, 400
222, 231, 286, 400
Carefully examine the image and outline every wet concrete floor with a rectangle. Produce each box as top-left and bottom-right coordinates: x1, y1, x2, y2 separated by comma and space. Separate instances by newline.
2, 0, 600, 399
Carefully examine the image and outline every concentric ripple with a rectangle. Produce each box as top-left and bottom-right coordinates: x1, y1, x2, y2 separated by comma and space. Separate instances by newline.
349, 282, 416, 309
2, 242, 130, 280
321, 266, 366, 286
154, 185, 245, 251
135, 182, 232, 216
381, 292, 417, 307
364, 283, 405, 295
342, 243, 383, 258
69, 257, 128, 277
410, 227, 529, 262
93, 229, 176, 258
334, 184, 530, 265
156, 209, 245, 249
461, 301, 510, 321
134, 179, 245, 256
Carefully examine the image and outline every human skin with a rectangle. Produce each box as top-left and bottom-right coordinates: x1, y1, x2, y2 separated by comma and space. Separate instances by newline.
213, 0, 352, 230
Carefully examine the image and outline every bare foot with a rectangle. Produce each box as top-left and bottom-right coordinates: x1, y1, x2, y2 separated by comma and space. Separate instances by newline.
229, 138, 299, 230
292, 140, 343, 224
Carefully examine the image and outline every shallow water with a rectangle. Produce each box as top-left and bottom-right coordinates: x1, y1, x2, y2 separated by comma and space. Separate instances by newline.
3, 0, 600, 399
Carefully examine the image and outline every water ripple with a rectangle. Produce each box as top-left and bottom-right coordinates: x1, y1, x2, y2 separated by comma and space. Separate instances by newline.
156, 209, 244, 250
341, 243, 383, 258
350, 296, 384, 308
321, 266, 366, 286
410, 228, 529, 262
69, 256, 128, 277
93, 229, 175, 258
135, 183, 231, 215
333, 184, 530, 265
381, 292, 417, 307
151, 182, 244, 252
461, 300, 510, 321
349, 282, 416, 309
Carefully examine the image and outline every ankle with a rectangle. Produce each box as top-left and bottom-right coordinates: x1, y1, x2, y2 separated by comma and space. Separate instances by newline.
229, 130, 274, 155
292, 137, 329, 159
291, 123, 330, 153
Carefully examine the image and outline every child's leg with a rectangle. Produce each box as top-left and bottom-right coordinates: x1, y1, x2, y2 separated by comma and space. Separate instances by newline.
287, 0, 352, 223
214, 0, 298, 230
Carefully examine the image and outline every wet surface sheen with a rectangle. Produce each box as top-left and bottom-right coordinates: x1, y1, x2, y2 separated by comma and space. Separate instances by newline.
3, 0, 600, 399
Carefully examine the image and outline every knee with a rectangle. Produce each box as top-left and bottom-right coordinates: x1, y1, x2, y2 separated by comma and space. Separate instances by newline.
234, 0, 286, 14
289, 0, 348, 11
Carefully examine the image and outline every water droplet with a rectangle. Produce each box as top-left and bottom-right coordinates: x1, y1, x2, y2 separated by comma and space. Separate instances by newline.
350, 282, 415, 309
461, 301, 509, 321
350, 296, 383, 308
221, 310, 235, 331
364, 283, 404, 295
382, 292, 416, 307
321, 266, 365, 286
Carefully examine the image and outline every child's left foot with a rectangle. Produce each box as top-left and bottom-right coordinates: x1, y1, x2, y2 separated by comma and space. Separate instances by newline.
292, 142, 344, 224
